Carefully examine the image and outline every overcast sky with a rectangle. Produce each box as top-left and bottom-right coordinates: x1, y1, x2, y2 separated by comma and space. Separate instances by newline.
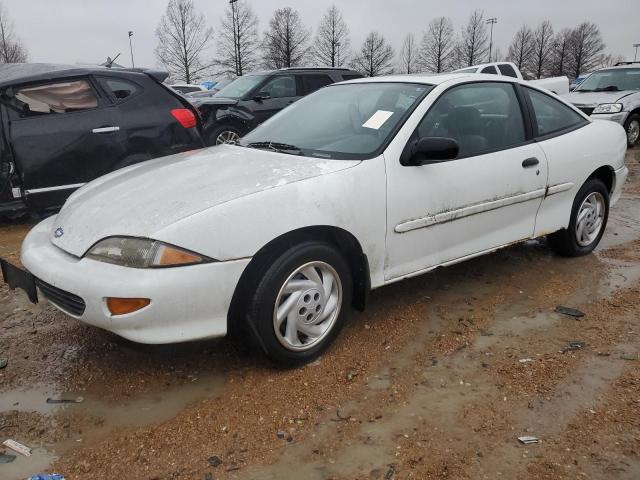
5, 0, 639, 74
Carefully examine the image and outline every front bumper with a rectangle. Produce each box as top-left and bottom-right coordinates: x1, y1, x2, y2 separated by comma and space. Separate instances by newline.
19, 216, 250, 344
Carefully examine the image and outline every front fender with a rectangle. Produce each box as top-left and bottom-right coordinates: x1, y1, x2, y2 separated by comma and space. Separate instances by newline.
154, 157, 388, 288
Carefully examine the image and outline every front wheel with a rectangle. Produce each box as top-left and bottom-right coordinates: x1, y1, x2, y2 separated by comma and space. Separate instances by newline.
625, 113, 640, 147
245, 242, 352, 365
548, 178, 609, 257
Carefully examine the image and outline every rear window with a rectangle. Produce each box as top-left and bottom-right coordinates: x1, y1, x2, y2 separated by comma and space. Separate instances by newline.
11, 79, 98, 117
100, 78, 139, 102
498, 64, 518, 78
525, 87, 586, 136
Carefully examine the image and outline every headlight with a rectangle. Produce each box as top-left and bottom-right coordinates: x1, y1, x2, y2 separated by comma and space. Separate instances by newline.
85, 237, 212, 268
593, 103, 623, 114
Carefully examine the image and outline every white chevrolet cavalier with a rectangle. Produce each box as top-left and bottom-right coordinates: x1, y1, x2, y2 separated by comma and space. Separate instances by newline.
8, 73, 628, 364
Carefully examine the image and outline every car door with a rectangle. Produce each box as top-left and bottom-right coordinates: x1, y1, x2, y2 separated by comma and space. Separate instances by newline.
250, 74, 300, 127
7, 76, 125, 210
384, 81, 549, 280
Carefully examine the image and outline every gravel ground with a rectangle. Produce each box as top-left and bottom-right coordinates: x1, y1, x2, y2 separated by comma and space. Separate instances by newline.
0, 148, 639, 480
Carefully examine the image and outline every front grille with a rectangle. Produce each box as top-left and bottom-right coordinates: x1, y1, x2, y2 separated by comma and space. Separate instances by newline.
578, 107, 595, 116
36, 279, 86, 316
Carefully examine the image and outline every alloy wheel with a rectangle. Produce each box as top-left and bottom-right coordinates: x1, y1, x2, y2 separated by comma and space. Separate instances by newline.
575, 192, 605, 247
628, 119, 640, 146
273, 261, 343, 352
215, 130, 240, 145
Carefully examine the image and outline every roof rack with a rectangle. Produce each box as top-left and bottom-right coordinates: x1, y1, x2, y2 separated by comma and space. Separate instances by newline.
279, 67, 352, 72
614, 61, 640, 66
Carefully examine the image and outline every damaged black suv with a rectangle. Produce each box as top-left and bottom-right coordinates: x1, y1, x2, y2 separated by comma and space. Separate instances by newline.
0, 63, 203, 216
193, 67, 363, 146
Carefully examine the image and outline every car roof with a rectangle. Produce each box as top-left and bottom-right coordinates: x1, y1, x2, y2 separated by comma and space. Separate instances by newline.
244, 67, 361, 76
595, 63, 640, 71
337, 72, 496, 86
0, 63, 169, 88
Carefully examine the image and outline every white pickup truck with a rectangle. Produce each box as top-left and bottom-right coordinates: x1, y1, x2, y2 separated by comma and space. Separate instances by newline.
455, 62, 570, 95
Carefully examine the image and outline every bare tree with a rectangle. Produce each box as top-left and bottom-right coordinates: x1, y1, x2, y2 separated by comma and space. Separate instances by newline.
551, 28, 572, 77
567, 22, 605, 78
398, 33, 419, 74
351, 32, 395, 77
155, 0, 213, 83
457, 10, 488, 67
262, 7, 310, 69
313, 5, 350, 67
212, 0, 259, 77
528, 20, 555, 79
597, 53, 625, 69
419, 17, 455, 73
507, 25, 534, 72
0, 2, 27, 63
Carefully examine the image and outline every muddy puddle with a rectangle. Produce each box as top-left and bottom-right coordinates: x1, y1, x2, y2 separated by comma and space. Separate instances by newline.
1, 373, 225, 480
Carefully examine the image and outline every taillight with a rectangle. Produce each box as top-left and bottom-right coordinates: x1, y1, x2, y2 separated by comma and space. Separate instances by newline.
171, 108, 197, 129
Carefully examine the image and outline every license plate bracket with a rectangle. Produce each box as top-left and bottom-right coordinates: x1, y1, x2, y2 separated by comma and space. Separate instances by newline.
0, 258, 38, 303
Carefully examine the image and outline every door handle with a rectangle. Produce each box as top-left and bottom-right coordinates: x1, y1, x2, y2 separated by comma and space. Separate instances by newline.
522, 157, 539, 168
92, 126, 120, 134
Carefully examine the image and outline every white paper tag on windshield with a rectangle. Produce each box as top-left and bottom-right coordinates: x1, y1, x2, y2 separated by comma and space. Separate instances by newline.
362, 110, 394, 130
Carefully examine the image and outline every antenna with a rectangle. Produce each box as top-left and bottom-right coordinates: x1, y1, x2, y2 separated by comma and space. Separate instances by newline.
105, 53, 121, 68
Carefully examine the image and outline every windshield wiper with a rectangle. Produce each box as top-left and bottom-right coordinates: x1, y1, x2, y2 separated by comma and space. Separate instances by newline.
247, 141, 302, 155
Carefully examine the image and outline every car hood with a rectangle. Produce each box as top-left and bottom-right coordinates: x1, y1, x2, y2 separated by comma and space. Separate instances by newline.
50, 145, 359, 257
564, 90, 636, 106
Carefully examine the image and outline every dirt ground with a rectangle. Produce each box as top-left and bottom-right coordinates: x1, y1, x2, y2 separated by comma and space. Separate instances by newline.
1, 148, 639, 480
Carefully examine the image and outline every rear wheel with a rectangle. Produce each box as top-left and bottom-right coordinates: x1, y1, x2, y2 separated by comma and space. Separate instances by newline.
244, 241, 352, 365
206, 125, 241, 146
548, 178, 609, 257
625, 113, 640, 147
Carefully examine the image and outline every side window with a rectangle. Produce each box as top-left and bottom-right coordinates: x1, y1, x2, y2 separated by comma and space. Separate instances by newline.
302, 74, 334, 95
498, 64, 518, 78
480, 66, 498, 75
260, 75, 297, 99
416, 82, 526, 158
12, 79, 98, 117
525, 87, 586, 137
101, 78, 139, 102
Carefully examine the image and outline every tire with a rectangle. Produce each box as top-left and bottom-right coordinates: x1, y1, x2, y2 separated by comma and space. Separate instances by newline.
244, 241, 353, 365
624, 114, 640, 148
548, 178, 609, 257
205, 125, 241, 146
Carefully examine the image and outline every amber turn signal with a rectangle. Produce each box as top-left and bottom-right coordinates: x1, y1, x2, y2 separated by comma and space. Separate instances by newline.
106, 297, 151, 316
155, 245, 203, 266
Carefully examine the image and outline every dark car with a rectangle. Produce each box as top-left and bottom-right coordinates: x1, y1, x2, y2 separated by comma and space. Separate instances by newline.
193, 67, 363, 146
0, 63, 203, 216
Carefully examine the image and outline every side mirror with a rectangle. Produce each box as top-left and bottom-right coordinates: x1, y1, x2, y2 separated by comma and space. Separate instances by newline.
254, 91, 271, 102
402, 137, 459, 166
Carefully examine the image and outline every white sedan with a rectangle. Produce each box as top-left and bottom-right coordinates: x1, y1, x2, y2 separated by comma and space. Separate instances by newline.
4, 73, 628, 364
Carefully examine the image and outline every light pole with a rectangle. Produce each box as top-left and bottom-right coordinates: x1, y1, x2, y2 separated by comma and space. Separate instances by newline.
634, 43, 640, 62
229, 0, 239, 76
486, 18, 498, 62
128, 31, 135, 68
335, 41, 341, 67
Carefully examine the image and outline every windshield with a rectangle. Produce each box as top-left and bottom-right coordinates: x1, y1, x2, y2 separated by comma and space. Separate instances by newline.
240, 82, 432, 160
576, 68, 640, 92
216, 75, 267, 99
